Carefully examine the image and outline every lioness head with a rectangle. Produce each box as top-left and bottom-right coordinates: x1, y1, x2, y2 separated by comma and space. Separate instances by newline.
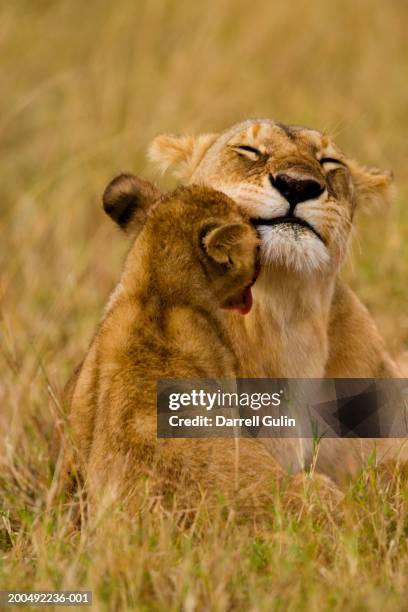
149, 119, 392, 274
103, 174, 259, 314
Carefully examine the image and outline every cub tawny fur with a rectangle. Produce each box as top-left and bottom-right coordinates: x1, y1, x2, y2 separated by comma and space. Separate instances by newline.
68, 176, 282, 506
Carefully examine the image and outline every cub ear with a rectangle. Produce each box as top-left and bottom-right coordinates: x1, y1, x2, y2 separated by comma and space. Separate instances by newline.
348, 160, 394, 209
102, 174, 162, 235
148, 133, 218, 181
202, 223, 256, 265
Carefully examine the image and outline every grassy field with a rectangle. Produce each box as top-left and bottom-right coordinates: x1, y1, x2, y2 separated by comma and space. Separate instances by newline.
0, 1, 407, 610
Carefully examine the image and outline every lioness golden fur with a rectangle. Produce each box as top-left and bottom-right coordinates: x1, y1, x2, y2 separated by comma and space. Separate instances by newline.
149, 119, 407, 478
68, 175, 287, 508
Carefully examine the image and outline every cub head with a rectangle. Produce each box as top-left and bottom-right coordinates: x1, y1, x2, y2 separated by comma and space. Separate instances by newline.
103, 174, 259, 314
149, 119, 393, 275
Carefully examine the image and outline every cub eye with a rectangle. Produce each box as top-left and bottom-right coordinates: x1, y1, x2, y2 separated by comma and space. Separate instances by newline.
231, 145, 262, 161
319, 157, 347, 168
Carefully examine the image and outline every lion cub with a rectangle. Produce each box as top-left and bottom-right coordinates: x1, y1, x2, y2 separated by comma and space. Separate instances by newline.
68, 175, 265, 503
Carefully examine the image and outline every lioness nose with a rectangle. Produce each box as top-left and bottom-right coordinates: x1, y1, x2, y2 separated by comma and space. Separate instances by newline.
270, 173, 325, 208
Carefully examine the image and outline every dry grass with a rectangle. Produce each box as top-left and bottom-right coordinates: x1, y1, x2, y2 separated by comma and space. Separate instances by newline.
1, 1, 407, 609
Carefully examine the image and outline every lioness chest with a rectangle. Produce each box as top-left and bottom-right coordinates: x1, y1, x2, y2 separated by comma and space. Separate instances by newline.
224, 283, 330, 378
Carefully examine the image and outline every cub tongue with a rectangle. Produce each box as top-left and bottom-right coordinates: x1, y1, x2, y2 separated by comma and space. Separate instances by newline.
221, 286, 253, 315
237, 286, 253, 315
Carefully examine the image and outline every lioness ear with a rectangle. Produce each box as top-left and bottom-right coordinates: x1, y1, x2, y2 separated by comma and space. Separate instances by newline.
103, 174, 162, 235
148, 133, 218, 180
202, 223, 254, 265
348, 160, 394, 209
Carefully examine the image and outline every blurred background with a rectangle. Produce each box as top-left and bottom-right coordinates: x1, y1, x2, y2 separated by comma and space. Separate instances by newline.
1, 0, 407, 423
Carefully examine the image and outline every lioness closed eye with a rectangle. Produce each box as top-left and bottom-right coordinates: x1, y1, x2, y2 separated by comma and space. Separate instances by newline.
67, 176, 281, 505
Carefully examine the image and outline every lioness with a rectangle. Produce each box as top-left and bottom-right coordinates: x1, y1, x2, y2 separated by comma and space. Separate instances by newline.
68, 175, 282, 506
149, 119, 406, 477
